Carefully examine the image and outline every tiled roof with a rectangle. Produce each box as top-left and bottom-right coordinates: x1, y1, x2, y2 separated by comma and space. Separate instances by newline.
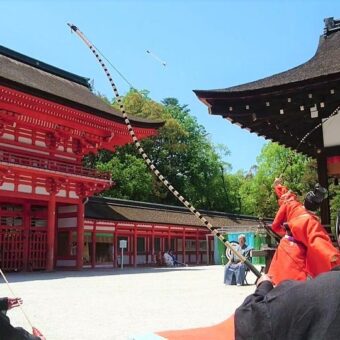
193, 19, 340, 158
0, 45, 163, 128
195, 25, 340, 95
86, 197, 266, 230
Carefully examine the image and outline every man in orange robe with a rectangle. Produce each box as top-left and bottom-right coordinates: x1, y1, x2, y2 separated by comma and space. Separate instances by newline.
268, 178, 340, 284
268, 234, 309, 285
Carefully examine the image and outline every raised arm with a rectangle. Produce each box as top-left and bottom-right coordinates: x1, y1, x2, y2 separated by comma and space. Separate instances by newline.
272, 204, 288, 235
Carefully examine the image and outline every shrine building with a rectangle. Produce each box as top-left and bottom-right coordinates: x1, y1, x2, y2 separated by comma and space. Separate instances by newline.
82, 196, 261, 268
195, 17, 340, 226
0, 45, 261, 272
0, 45, 162, 272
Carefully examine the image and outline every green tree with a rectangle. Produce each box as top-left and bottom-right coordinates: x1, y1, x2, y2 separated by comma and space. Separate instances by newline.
96, 153, 153, 201
329, 181, 340, 226
239, 142, 316, 217
91, 90, 240, 212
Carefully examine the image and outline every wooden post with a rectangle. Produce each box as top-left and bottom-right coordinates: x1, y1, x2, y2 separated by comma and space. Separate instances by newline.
133, 224, 137, 268
145, 236, 149, 265
46, 193, 56, 271
129, 235, 132, 266
151, 225, 155, 265
168, 226, 171, 251
182, 229, 186, 264
196, 229, 199, 264
113, 225, 117, 269
22, 202, 30, 271
76, 201, 84, 270
317, 153, 330, 224
206, 234, 210, 265
91, 227, 96, 268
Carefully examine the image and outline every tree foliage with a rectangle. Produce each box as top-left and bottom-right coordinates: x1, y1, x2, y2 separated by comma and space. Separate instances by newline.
89, 89, 238, 211
88, 89, 338, 222
96, 154, 153, 201
239, 143, 316, 217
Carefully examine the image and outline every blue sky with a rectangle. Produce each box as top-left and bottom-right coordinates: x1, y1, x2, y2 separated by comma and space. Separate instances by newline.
1, 0, 338, 171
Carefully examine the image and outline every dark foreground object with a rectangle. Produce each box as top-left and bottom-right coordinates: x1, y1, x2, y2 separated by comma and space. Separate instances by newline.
235, 270, 340, 340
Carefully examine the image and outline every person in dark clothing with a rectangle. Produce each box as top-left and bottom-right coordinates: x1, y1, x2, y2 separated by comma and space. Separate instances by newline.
235, 268, 340, 340
0, 297, 45, 340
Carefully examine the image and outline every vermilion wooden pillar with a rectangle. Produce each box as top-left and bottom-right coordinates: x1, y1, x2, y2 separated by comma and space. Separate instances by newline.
151, 225, 155, 264
168, 227, 171, 251
76, 201, 84, 270
129, 235, 132, 266
196, 230, 199, 264
22, 202, 30, 271
47, 193, 56, 271
145, 236, 149, 265
182, 230, 186, 264
133, 224, 137, 268
206, 234, 210, 265
113, 226, 117, 269
91, 229, 96, 268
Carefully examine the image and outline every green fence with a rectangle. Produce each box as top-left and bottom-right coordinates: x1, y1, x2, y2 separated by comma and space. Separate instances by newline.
215, 232, 266, 265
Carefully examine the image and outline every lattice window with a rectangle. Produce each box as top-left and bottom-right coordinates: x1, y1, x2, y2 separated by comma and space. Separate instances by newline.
0, 203, 22, 212
29, 231, 47, 270
0, 229, 24, 271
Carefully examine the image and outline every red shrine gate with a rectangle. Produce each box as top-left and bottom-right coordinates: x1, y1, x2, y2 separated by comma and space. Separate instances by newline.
0, 85, 114, 272
0, 45, 161, 272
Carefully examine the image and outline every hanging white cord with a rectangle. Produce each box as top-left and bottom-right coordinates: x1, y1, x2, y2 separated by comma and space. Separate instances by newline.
67, 23, 262, 278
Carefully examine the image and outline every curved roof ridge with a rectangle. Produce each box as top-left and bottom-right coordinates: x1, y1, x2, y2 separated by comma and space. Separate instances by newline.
0, 46, 163, 127
195, 27, 340, 95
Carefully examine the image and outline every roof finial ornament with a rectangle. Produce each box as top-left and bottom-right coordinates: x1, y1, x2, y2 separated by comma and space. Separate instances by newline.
323, 17, 340, 38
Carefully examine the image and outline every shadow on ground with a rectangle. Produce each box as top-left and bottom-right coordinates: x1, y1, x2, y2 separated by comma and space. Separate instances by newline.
2, 266, 208, 283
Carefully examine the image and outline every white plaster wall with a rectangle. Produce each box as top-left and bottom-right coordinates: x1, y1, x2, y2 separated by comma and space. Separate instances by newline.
56, 260, 76, 267
58, 217, 77, 228
0, 182, 14, 191
58, 205, 77, 213
18, 184, 32, 193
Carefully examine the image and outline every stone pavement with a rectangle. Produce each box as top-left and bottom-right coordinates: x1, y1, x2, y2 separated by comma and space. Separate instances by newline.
2, 265, 259, 340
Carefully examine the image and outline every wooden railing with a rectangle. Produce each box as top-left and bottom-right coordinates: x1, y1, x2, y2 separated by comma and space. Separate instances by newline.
0, 151, 111, 180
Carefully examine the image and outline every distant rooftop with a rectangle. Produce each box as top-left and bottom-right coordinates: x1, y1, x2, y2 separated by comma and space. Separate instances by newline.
85, 196, 270, 229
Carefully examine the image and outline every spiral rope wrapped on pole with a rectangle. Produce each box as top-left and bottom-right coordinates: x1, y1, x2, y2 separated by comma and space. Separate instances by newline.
67, 23, 261, 278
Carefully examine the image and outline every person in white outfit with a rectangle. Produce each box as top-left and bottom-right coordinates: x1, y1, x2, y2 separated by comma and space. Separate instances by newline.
163, 250, 174, 267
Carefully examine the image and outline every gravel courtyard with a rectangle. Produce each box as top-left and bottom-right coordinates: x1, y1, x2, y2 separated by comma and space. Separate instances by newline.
2, 265, 258, 340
